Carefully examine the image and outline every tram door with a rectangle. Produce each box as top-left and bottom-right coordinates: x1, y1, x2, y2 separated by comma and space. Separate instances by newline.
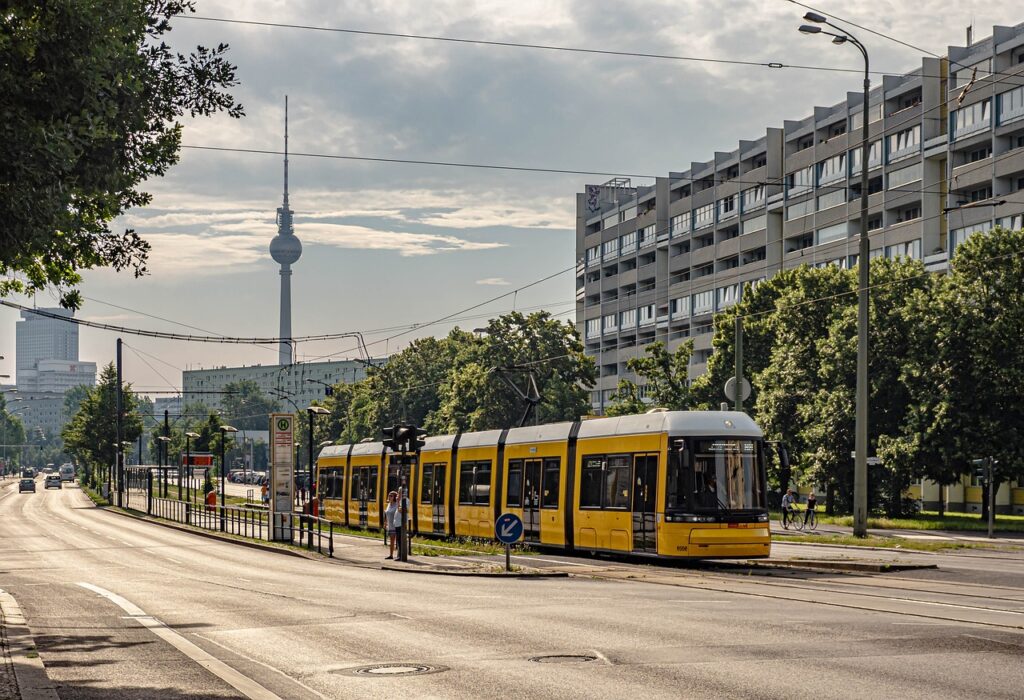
353, 468, 369, 528
430, 465, 446, 533
523, 459, 542, 541
632, 454, 658, 552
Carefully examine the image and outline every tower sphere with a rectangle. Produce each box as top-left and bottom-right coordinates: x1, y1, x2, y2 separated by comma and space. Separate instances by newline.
270, 231, 302, 265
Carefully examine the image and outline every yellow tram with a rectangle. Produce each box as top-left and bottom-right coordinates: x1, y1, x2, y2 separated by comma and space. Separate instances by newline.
316, 410, 770, 559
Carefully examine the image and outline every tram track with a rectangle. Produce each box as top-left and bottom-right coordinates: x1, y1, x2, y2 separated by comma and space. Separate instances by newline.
574, 564, 1024, 631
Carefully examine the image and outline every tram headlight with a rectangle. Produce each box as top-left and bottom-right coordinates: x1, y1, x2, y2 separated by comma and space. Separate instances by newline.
757, 513, 769, 522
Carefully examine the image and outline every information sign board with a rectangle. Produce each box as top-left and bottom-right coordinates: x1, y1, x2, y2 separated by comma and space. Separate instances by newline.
270, 413, 295, 541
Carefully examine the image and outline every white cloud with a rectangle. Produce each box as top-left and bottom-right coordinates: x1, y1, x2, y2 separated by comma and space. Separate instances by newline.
475, 277, 510, 285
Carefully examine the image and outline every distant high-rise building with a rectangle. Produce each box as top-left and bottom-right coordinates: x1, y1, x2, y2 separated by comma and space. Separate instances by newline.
269, 96, 301, 366
15, 309, 96, 394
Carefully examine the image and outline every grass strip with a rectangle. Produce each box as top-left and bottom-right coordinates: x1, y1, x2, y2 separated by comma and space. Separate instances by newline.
773, 533, 1006, 552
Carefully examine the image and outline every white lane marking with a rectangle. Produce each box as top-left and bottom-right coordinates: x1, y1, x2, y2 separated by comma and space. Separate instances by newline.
77, 582, 281, 700
192, 633, 334, 700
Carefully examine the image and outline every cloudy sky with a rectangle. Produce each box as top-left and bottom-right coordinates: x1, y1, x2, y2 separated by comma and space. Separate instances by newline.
2, 0, 1021, 395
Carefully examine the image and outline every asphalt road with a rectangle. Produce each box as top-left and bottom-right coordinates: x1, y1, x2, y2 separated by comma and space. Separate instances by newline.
2, 478, 1023, 699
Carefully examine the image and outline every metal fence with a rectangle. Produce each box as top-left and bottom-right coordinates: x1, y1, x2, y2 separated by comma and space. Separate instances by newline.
120, 466, 334, 557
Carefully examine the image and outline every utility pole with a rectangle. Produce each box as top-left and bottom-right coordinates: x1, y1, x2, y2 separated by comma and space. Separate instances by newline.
115, 338, 123, 507
734, 316, 744, 412
163, 409, 170, 498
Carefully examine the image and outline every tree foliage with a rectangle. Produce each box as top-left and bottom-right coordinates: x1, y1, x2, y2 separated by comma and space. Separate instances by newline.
1, 0, 242, 307
220, 380, 280, 431
62, 363, 144, 482
1, 393, 27, 471
606, 341, 695, 415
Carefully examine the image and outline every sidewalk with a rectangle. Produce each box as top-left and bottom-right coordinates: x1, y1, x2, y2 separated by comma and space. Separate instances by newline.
1, 603, 17, 700
771, 517, 1024, 543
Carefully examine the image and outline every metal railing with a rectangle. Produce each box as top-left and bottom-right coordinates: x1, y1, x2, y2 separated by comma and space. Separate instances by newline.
142, 494, 334, 557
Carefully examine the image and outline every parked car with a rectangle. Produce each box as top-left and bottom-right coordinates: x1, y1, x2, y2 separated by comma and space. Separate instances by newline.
19, 478, 36, 493
45, 474, 62, 490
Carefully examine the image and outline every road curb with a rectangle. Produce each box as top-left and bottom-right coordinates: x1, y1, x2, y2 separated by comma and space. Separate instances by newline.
0, 589, 60, 700
381, 565, 569, 578
724, 560, 938, 573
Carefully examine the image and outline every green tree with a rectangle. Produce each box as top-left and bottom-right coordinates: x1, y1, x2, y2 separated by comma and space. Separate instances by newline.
924, 227, 1024, 517
1, 394, 27, 473
427, 312, 595, 433
1, 0, 242, 308
63, 385, 92, 419
605, 341, 695, 416
221, 380, 280, 430
62, 363, 144, 487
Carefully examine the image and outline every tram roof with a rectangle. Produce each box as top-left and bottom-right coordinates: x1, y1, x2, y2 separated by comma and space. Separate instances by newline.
505, 421, 575, 445
576, 411, 762, 440
455, 429, 504, 449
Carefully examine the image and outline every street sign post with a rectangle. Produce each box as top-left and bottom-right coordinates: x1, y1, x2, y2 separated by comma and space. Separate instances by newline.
269, 413, 295, 542
495, 513, 523, 572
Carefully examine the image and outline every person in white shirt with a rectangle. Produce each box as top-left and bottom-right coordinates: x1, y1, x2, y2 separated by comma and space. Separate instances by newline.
781, 488, 798, 528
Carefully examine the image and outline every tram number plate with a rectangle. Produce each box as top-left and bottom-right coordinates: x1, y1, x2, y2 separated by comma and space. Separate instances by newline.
728, 523, 744, 528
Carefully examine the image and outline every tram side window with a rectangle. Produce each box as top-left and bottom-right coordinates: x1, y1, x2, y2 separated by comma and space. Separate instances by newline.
506, 460, 523, 508
541, 458, 560, 509
605, 455, 631, 509
580, 455, 631, 509
421, 464, 434, 504
666, 444, 692, 511
350, 469, 363, 500
432, 465, 446, 505
580, 457, 604, 508
367, 467, 379, 501
459, 461, 492, 506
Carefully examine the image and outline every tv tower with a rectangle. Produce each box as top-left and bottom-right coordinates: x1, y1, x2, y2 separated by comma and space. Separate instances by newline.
269, 96, 301, 365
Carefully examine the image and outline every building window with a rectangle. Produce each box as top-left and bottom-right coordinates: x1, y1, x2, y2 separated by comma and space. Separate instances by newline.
692, 290, 714, 314
817, 189, 846, 211
967, 145, 992, 162
619, 231, 637, 255
999, 85, 1024, 125
851, 102, 883, 130
786, 166, 813, 196
638, 225, 656, 248
818, 154, 847, 185
602, 239, 619, 260
603, 314, 617, 334
670, 212, 691, 237
694, 204, 715, 229
951, 99, 991, 139
885, 239, 922, 260
996, 214, 1024, 231
949, 223, 992, 254
786, 198, 814, 220
717, 195, 737, 220
716, 284, 740, 309
742, 214, 767, 235
620, 309, 637, 329
585, 319, 600, 339
849, 140, 883, 171
621, 206, 637, 222
670, 297, 690, 318
888, 162, 923, 190
966, 185, 993, 202
895, 206, 920, 224
816, 222, 848, 245
887, 125, 921, 162
602, 213, 618, 230
639, 304, 655, 326
742, 185, 765, 211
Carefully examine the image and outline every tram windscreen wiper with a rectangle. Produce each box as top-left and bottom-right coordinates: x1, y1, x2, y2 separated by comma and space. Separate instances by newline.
715, 494, 732, 512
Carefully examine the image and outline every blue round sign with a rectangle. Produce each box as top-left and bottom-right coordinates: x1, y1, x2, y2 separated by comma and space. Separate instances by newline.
495, 513, 524, 544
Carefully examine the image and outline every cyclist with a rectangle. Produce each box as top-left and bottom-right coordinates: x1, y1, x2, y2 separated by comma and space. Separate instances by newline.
781, 488, 798, 528
804, 490, 818, 527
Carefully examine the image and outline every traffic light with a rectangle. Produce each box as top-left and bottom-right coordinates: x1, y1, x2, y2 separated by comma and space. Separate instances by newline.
381, 424, 427, 453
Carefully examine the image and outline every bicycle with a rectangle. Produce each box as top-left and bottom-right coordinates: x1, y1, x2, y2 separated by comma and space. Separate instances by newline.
803, 508, 818, 531
780, 507, 805, 531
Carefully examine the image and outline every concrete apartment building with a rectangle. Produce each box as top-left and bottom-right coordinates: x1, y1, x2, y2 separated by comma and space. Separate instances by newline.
182, 359, 383, 413
576, 23, 1024, 421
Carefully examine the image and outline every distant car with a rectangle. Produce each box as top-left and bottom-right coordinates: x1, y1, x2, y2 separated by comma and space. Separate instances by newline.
19, 478, 36, 493
44, 474, 62, 489
59, 464, 75, 482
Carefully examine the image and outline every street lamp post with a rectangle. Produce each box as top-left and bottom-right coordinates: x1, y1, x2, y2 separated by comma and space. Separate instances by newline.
306, 406, 329, 514
800, 12, 871, 537
185, 431, 198, 503
218, 425, 238, 531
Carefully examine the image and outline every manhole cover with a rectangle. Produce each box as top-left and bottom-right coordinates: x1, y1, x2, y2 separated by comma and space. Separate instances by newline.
530, 655, 597, 664
337, 663, 448, 677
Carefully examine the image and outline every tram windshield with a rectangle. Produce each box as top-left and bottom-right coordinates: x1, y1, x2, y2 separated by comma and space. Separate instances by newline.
667, 438, 766, 512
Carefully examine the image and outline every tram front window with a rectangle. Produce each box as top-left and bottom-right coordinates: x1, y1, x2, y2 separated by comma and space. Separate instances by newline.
692, 439, 764, 511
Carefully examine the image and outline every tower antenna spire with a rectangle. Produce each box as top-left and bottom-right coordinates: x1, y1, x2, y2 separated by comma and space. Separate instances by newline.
283, 95, 289, 206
